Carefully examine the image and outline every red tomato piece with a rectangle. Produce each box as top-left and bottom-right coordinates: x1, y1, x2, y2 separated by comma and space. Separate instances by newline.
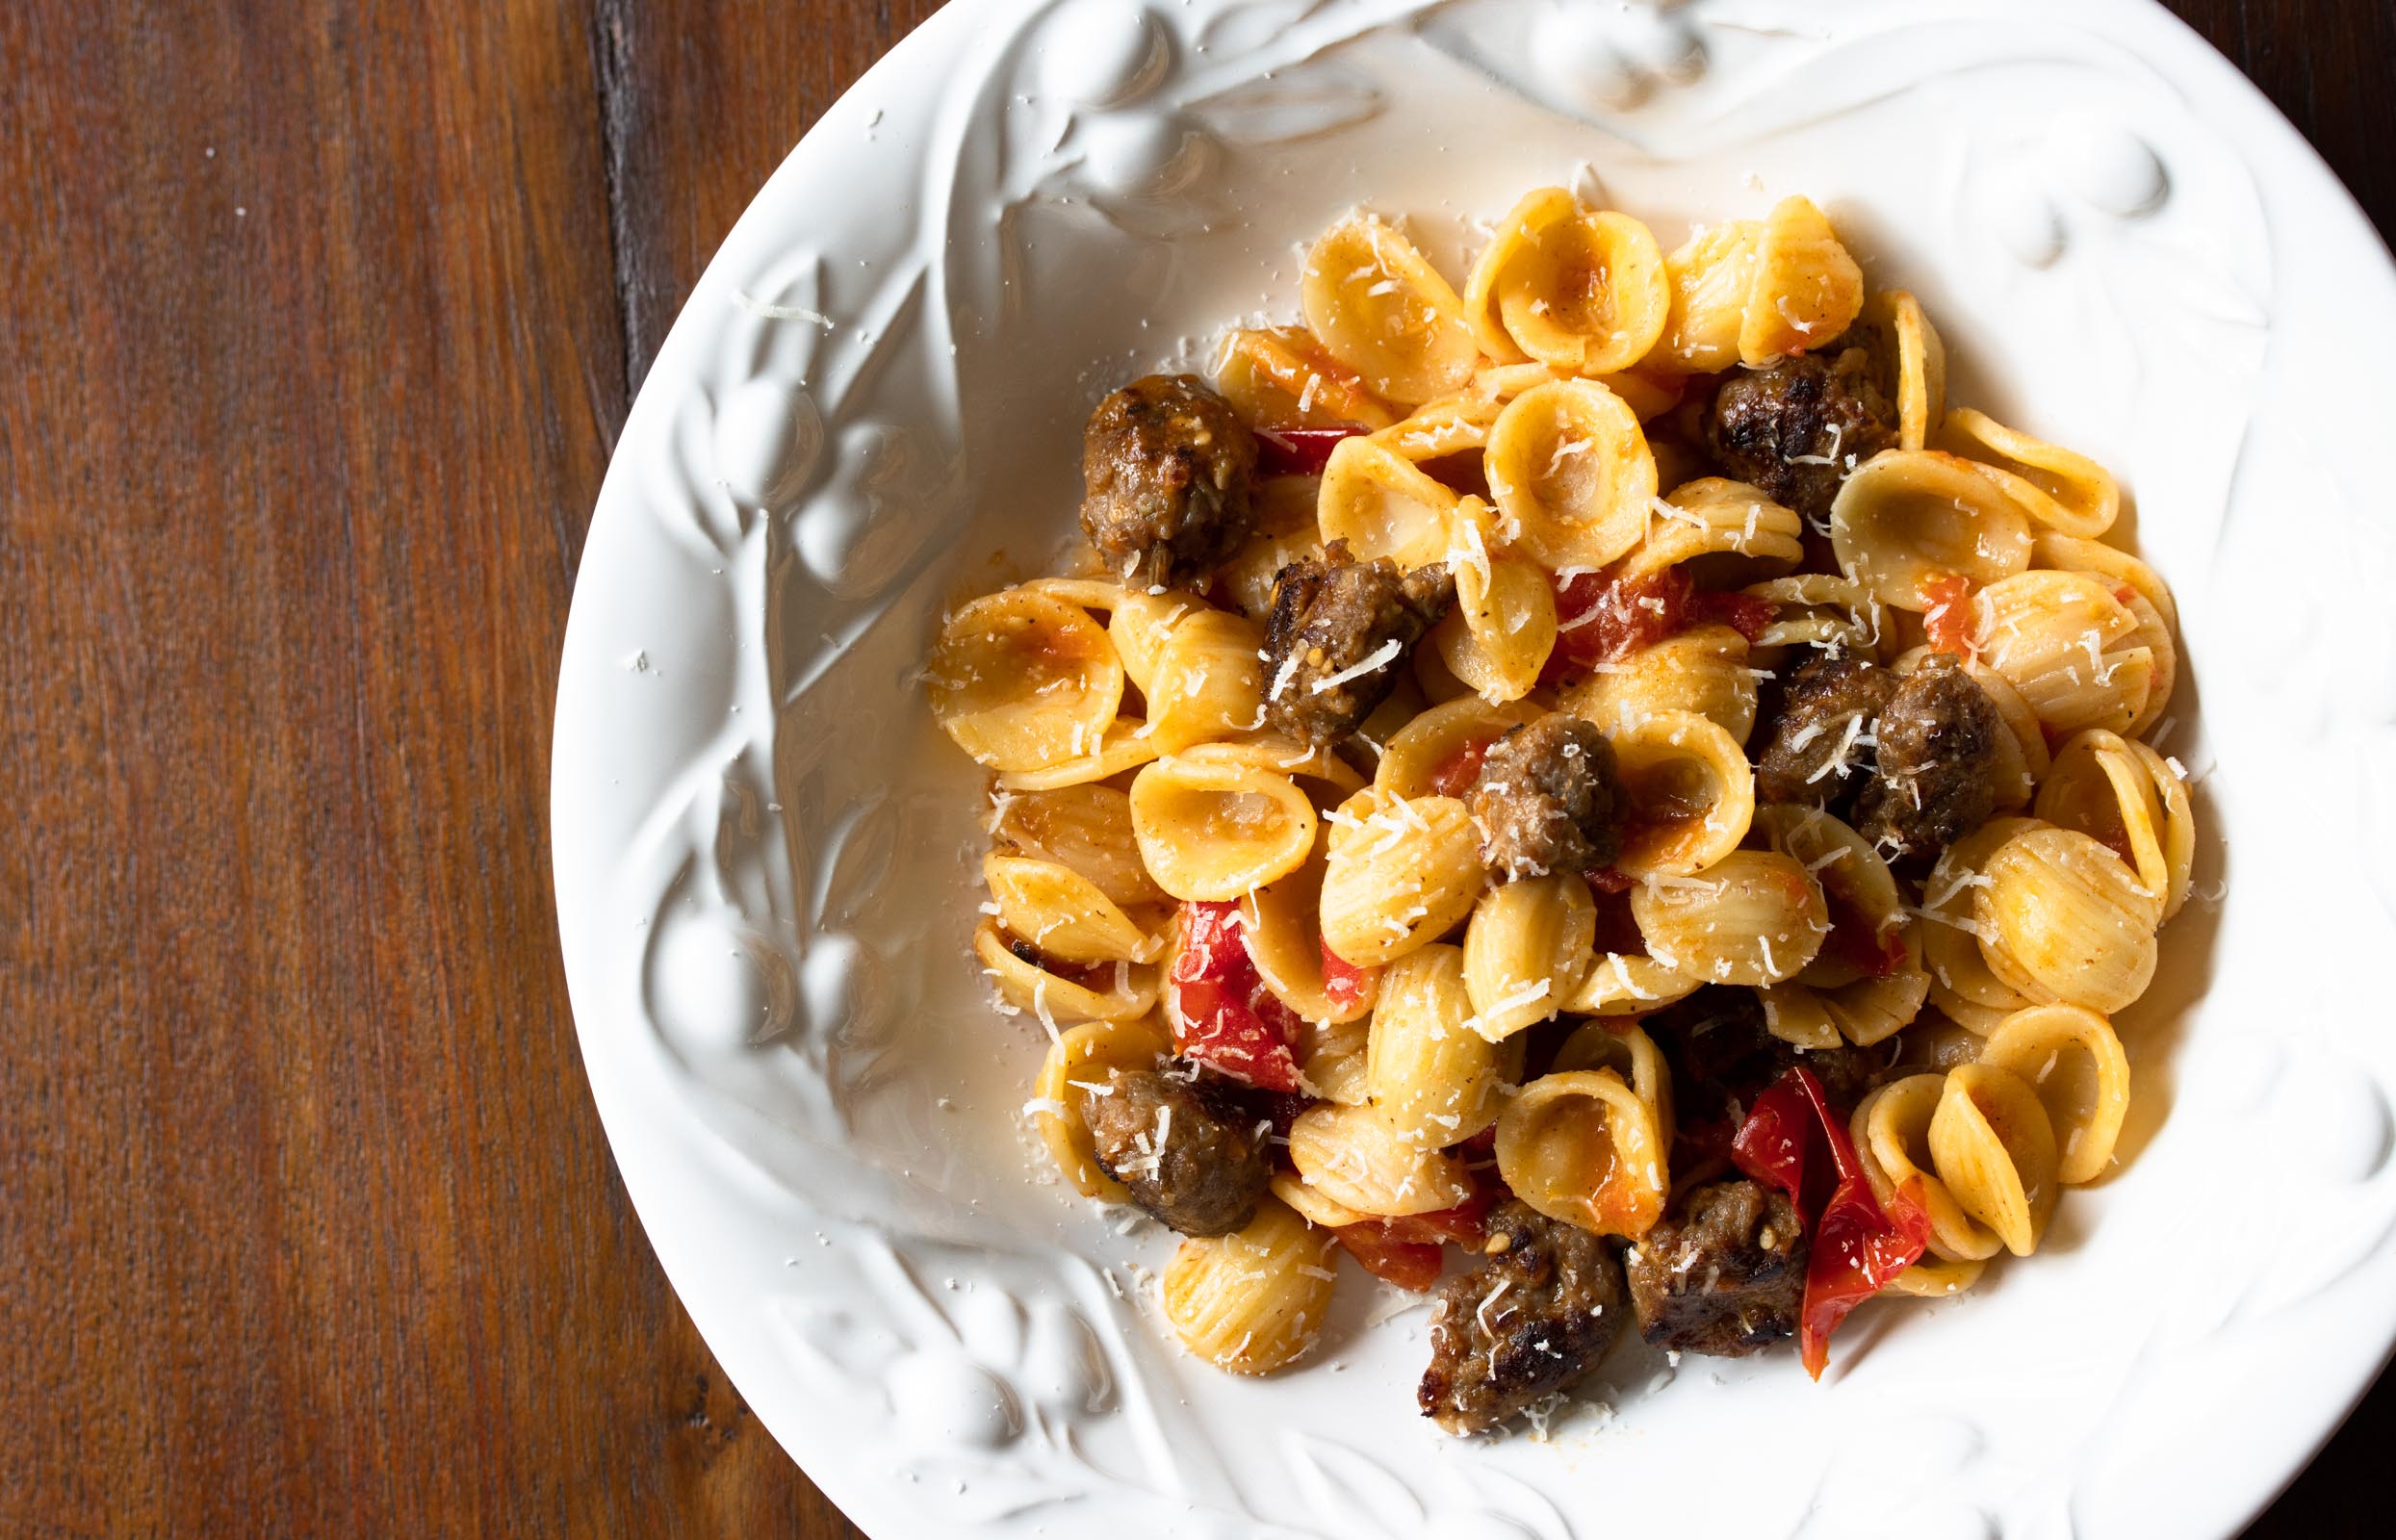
1587, 883, 1646, 956
1731, 1066, 1932, 1378
1687, 587, 1776, 644
1426, 732, 1499, 798
1319, 939, 1378, 1016
1255, 425, 1364, 476
1543, 562, 1692, 682
1817, 878, 1905, 980
1168, 901, 1302, 1092
1921, 573, 1977, 659
1330, 1222, 1446, 1292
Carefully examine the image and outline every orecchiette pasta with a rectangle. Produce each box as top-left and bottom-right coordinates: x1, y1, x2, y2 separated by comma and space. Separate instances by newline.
1242, 853, 1378, 1025
1974, 824, 2161, 1014
1928, 1062, 2059, 1256
1460, 873, 1596, 1040
1862, 288, 1945, 451
1607, 710, 1756, 878
2035, 730, 2194, 921
1829, 450, 2033, 610
1463, 188, 1670, 374
974, 918, 1158, 1025
1970, 570, 2156, 738
1631, 849, 1826, 987
1129, 756, 1318, 902
1483, 378, 1658, 571
1944, 408, 2120, 539
1301, 216, 1481, 405
1162, 1198, 1339, 1373
1319, 788, 1484, 966
984, 853, 1159, 964
929, 588, 1125, 771
1495, 1070, 1666, 1238
991, 784, 1166, 909
1288, 1101, 1476, 1217
1367, 943, 1520, 1147
1976, 1004, 2131, 1185
1561, 624, 1759, 744
1215, 325, 1398, 429
1317, 434, 1465, 571
1739, 195, 1865, 364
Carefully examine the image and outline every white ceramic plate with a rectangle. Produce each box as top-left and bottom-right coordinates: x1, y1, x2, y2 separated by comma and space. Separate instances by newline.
552, 2, 2396, 1534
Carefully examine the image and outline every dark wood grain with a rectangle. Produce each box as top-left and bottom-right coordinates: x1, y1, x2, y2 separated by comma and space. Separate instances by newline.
0, 2, 2385, 1536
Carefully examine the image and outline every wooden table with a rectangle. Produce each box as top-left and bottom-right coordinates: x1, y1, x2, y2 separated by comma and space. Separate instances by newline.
2, 2, 2386, 1534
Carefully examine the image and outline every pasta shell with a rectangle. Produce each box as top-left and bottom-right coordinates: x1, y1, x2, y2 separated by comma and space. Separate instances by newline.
1215, 324, 1398, 429
1317, 435, 1465, 571
1319, 788, 1486, 966
1562, 623, 1759, 745
1128, 756, 1317, 902
1862, 289, 1945, 451
1495, 1069, 1666, 1238
928, 588, 1126, 771
1977, 1004, 2131, 1186
1288, 1101, 1476, 1217
1622, 476, 1805, 588
2037, 729, 2194, 921
1373, 695, 1536, 800
1739, 195, 1865, 364
1243, 850, 1378, 1025
1657, 220, 1763, 374
1369, 943, 1519, 1147
1974, 825, 2160, 1014
1460, 873, 1597, 1040
1484, 378, 1658, 571
1551, 1020, 1675, 1153
974, 919, 1157, 1025
983, 854, 1158, 964
1828, 449, 2034, 611
1606, 710, 1756, 879
1971, 570, 2152, 739
1468, 193, 1670, 374
1433, 549, 1559, 705
1945, 408, 2120, 539
1850, 1074, 2002, 1263
991, 784, 1166, 909
1301, 216, 1482, 405
1161, 1198, 1339, 1374
1631, 849, 1827, 987
1928, 1062, 2059, 1257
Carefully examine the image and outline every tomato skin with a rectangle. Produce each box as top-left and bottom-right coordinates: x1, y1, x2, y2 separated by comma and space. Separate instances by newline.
1425, 733, 1498, 799
1731, 1067, 1933, 1379
1255, 425, 1362, 476
1319, 940, 1378, 1016
1328, 1194, 1492, 1293
1541, 564, 1773, 687
1922, 573, 1977, 659
1331, 1224, 1444, 1291
1168, 902, 1302, 1092
1818, 880, 1906, 981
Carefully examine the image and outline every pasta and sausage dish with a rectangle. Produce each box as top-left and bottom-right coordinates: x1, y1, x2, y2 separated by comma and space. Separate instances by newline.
924, 188, 2196, 1435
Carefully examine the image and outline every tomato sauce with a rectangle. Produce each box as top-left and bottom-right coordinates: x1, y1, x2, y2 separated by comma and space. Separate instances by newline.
1921, 572, 1976, 659
1542, 562, 1774, 686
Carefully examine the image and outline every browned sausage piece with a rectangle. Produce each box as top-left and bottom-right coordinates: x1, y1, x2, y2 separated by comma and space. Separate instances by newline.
1623, 1179, 1805, 1357
1469, 715, 1623, 882
1263, 541, 1455, 746
1704, 347, 1897, 526
1852, 653, 2006, 859
1419, 1200, 1628, 1435
1753, 654, 1894, 811
1082, 1066, 1272, 1238
1079, 374, 1259, 590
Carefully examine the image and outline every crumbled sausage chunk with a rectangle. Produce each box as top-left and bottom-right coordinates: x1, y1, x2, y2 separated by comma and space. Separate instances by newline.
1469, 715, 1623, 881
1705, 347, 1897, 525
1753, 654, 1894, 811
1079, 374, 1258, 589
1082, 1066, 1272, 1238
1852, 653, 2006, 858
1419, 1200, 1627, 1435
1624, 1179, 1806, 1357
1263, 541, 1454, 745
